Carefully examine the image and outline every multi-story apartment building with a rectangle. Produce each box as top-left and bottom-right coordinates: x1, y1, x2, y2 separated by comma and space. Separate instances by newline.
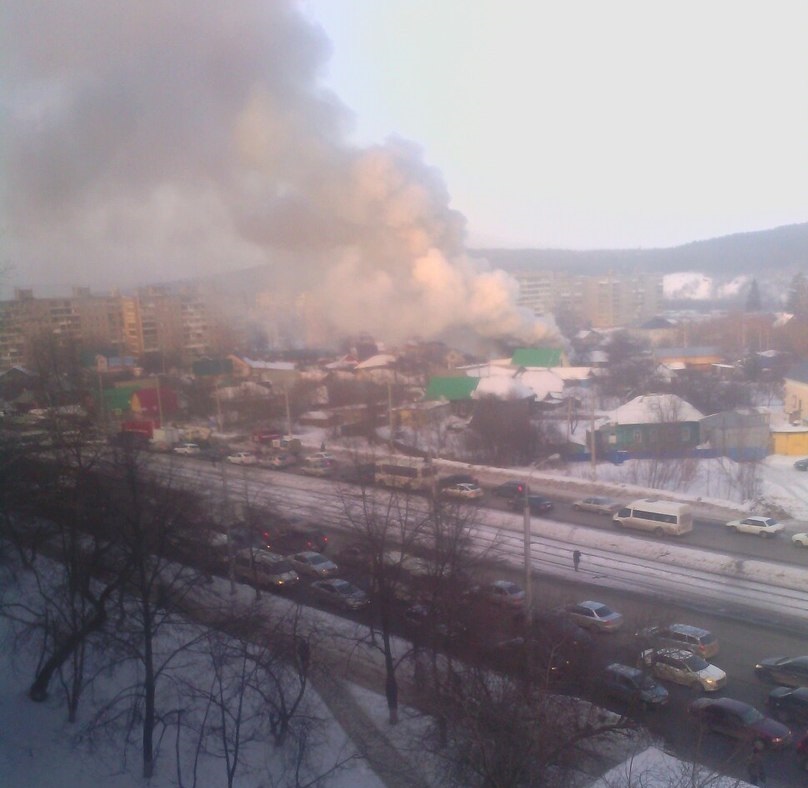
513, 269, 663, 328
0, 285, 215, 369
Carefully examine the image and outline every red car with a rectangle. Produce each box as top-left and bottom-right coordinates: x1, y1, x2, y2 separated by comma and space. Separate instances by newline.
688, 697, 792, 751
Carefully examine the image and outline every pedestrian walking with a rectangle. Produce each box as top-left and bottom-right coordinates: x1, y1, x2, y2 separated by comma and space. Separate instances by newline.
747, 745, 766, 786
572, 550, 581, 572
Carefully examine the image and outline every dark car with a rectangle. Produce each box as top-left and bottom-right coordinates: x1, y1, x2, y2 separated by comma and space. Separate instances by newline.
492, 480, 526, 500
309, 578, 369, 611
266, 527, 329, 554
688, 697, 792, 750
767, 686, 808, 725
755, 656, 808, 688
603, 663, 669, 709
509, 494, 553, 515
794, 458, 808, 471
438, 473, 479, 489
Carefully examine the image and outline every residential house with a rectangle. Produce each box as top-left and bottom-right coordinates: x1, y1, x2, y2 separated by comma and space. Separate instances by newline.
228, 356, 300, 388
593, 394, 704, 459
424, 376, 480, 418
510, 347, 568, 368
651, 346, 725, 373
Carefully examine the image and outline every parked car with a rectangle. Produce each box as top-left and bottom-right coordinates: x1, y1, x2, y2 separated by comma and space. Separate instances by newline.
441, 482, 484, 500
472, 580, 526, 609
267, 527, 328, 554
725, 515, 784, 537
232, 548, 299, 589
227, 451, 257, 465
559, 601, 623, 632
688, 697, 792, 750
287, 551, 339, 578
639, 648, 727, 692
635, 624, 719, 658
173, 442, 201, 456
794, 458, 808, 471
509, 494, 554, 515
767, 686, 808, 725
404, 603, 466, 642
492, 480, 526, 500
793, 532, 808, 548
309, 578, 369, 611
573, 496, 623, 516
755, 655, 808, 688
603, 663, 669, 709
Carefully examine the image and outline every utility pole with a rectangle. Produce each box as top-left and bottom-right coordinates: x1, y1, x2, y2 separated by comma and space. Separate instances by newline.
522, 482, 532, 613
590, 389, 597, 481
284, 385, 292, 438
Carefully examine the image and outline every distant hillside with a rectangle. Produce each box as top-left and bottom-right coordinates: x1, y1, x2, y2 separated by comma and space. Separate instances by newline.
474, 222, 808, 277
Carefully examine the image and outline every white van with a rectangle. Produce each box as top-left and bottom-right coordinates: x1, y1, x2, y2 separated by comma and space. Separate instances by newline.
612, 498, 693, 536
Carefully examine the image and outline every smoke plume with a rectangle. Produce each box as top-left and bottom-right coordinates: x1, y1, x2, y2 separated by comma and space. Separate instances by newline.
3, 0, 556, 345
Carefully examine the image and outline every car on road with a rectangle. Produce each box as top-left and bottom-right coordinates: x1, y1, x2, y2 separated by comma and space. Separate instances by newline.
227, 451, 257, 465
794, 458, 808, 471
471, 580, 526, 609
301, 457, 335, 477
508, 494, 554, 515
603, 663, 669, 709
755, 655, 808, 688
793, 532, 808, 548
309, 578, 369, 611
491, 480, 526, 500
287, 551, 339, 578
688, 696, 792, 750
725, 515, 784, 537
438, 473, 479, 489
639, 648, 727, 692
267, 452, 297, 468
441, 482, 484, 501
173, 442, 201, 456
559, 601, 624, 632
635, 623, 719, 658
572, 496, 623, 516
767, 686, 808, 725
232, 549, 299, 589
267, 527, 328, 554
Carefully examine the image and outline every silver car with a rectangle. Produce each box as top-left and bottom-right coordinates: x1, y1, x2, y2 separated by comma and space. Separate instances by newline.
640, 647, 727, 692
560, 601, 624, 632
572, 496, 622, 515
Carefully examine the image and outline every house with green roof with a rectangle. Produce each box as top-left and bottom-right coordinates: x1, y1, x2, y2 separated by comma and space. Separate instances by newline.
510, 347, 566, 368
424, 376, 479, 417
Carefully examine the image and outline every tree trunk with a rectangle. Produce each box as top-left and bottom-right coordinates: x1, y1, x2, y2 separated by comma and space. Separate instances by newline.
28, 604, 107, 703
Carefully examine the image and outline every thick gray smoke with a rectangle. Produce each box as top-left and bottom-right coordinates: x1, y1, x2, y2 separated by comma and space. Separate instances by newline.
3, 0, 556, 345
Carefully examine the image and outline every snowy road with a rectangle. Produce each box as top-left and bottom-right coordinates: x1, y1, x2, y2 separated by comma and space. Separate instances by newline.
156, 456, 808, 632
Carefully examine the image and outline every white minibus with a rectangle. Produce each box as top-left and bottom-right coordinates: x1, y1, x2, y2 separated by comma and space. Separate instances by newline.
612, 498, 693, 536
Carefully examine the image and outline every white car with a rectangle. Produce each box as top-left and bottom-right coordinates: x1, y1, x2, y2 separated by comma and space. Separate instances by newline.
287, 551, 339, 578
572, 496, 622, 515
173, 442, 201, 456
725, 515, 784, 537
793, 532, 808, 548
227, 451, 257, 465
441, 482, 484, 500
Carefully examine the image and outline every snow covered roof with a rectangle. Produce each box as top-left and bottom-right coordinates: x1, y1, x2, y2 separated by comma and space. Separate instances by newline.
605, 394, 704, 425
355, 353, 397, 369
461, 362, 514, 378
471, 376, 535, 400
515, 369, 565, 399
238, 357, 296, 371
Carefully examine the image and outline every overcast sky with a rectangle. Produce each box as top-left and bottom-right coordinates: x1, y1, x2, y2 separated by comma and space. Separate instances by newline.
301, 0, 808, 249
3, 1, 807, 316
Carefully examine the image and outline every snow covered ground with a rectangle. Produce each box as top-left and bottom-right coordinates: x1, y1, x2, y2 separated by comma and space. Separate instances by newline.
2, 449, 806, 787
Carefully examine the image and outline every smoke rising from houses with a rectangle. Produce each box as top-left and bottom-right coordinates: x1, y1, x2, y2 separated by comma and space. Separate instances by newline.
3, 0, 556, 345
